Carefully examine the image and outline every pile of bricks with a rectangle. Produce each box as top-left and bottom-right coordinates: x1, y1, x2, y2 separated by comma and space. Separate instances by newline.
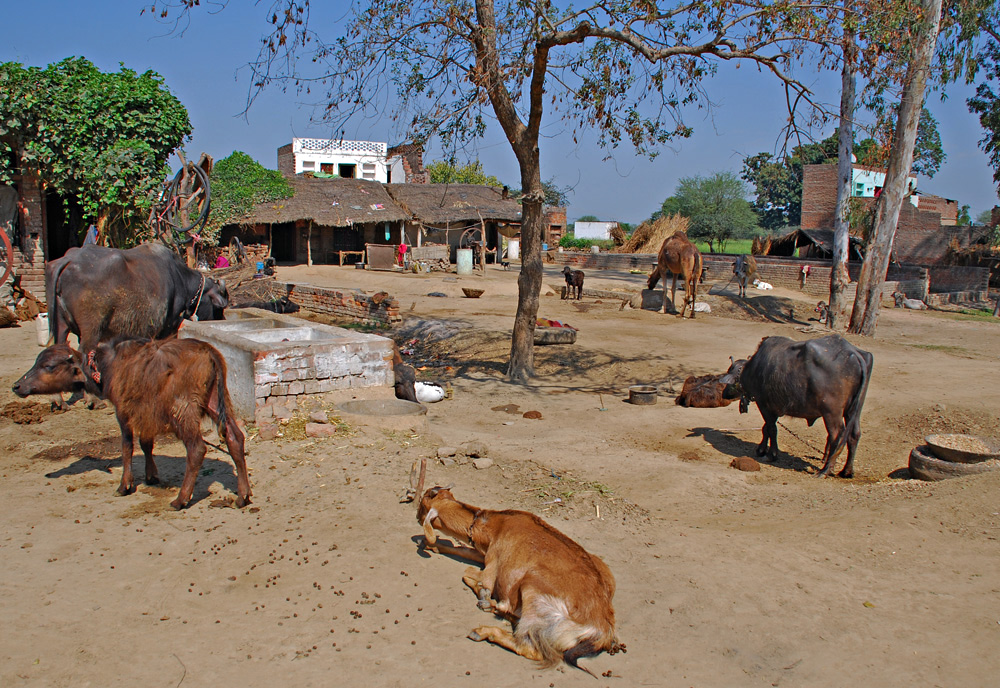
282, 282, 401, 325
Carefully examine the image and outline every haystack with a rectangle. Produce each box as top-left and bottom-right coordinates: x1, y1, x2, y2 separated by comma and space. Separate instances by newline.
615, 214, 688, 254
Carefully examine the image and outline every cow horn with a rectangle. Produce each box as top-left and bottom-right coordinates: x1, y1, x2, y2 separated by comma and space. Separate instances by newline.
218, 278, 227, 290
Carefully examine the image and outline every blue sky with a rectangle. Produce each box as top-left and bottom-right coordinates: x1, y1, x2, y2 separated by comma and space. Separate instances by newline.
5, 1, 998, 225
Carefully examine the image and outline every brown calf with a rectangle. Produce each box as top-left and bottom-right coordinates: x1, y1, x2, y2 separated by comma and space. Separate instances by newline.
464, 508, 621, 673
14, 340, 251, 509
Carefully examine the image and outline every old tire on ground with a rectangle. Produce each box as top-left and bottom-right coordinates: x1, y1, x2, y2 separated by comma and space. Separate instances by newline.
534, 326, 576, 345
908, 445, 1000, 481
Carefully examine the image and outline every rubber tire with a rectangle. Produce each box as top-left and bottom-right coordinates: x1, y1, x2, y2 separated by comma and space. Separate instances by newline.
908, 445, 999, 481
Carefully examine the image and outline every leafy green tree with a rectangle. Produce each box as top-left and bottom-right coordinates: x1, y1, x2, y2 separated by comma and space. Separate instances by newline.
957, 204, 972, 225
204, 151, 294, 245
968, 42, 1000, 198
426, 159, 504, 187
0, 57, 191, 246
672, 172, 759, 253
853, 107, 946, 178
975, 208, 994, 225
651, 196, 683, 221
741, 135, 839, 230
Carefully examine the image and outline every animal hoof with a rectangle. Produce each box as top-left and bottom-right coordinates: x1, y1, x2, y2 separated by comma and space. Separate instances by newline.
145, 477, 160, 486
116, 484, 134, 496
837, 469, 854, 479
169, 499, 187, 510
468, 630, 485, 642
477, 599, 493, 612
235, 494, 250, 508
755, 446, 769, 458
87, 400, 108, 410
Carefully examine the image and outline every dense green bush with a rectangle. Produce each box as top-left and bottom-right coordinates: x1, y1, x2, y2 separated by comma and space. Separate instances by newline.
557, 235, 615, 250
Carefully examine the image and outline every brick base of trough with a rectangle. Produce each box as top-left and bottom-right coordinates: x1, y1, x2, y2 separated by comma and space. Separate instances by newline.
282, 282, 402, 325
180, 309, 393, 421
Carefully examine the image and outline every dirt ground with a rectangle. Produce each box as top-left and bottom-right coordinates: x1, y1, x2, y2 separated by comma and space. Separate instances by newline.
2, 261, 999, 687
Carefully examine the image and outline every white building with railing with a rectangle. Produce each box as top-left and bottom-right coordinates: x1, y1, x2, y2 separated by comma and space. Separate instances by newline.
277, 138, 407, 183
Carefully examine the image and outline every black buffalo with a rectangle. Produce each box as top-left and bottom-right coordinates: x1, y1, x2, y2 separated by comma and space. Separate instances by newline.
727, 335, 873, 478
46, 244, 228, 353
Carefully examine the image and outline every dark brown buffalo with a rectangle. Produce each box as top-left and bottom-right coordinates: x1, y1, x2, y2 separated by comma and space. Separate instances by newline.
728, 335, 873, 478
13, 340, 251, 509
46, 243, 228, 353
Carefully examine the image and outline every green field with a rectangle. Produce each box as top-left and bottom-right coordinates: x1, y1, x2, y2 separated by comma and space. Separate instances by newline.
693, 239, 755, 255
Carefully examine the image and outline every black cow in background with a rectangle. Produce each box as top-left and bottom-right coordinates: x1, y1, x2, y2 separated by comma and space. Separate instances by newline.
562, 266, 585, 300
725, 335, 873, 478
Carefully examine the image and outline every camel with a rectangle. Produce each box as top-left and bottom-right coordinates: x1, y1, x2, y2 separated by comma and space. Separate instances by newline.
647, 232, 703, 318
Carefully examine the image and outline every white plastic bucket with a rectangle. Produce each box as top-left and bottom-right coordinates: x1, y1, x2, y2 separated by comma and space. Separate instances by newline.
35, 313, 49, 347
507, 239, 520, 260
456, 248, 474, 275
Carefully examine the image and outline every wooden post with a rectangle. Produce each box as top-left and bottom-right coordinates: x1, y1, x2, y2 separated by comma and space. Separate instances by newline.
307, 219, 313, 266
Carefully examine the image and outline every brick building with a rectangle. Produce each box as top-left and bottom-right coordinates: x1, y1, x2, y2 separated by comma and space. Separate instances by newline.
801, 163, 971, 265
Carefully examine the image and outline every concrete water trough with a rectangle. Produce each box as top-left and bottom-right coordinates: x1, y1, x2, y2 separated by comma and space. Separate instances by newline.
180, 308, 393, 420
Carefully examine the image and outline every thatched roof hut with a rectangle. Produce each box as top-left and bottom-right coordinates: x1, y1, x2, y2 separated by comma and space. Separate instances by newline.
385, 184, 522, 225
758, 228, 864, 261
243, 174, 408, 227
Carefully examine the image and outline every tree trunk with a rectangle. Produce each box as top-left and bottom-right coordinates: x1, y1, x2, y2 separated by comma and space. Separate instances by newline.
828, 19, 856, 332
848, 0, 942, 335
506, 165, 543, 382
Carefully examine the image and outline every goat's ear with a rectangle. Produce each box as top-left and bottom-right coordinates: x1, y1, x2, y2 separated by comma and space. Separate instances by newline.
422, 507, 438, 527
443, 483, 455, 491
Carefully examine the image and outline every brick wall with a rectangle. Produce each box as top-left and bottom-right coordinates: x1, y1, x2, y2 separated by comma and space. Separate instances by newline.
894, 223, 983, 265
277, 144, 294, 175
10, 236, 46, 300
801, 164, 839, 230
917, 195, 958, 225
548, 251, 931, 302
283, 282, 401, 325
926, 265, 990, 293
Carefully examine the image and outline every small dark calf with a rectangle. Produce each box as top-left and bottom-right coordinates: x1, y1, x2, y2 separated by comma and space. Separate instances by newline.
675, 357, 745, 408
232, 296, 300, 314
562, 266, 585, 300
14, 340, 251, 509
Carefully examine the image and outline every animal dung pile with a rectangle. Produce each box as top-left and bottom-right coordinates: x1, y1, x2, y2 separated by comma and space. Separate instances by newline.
908, 434, 1000, 481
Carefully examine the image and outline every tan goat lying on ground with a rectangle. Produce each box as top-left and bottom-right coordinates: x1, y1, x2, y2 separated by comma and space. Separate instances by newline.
417, 487, 623, 673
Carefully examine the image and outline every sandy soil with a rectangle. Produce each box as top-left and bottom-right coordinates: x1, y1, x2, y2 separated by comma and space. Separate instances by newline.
1, 261, 999, 687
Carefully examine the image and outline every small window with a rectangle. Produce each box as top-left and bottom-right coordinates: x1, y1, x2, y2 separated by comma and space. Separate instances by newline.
320, 163, 334, 174
853, 182, 865, 196
301, 160, 315, 170
338, 163, 357, 179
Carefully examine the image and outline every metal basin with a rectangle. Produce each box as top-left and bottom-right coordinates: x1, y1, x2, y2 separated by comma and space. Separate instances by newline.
628, 385, 658, 405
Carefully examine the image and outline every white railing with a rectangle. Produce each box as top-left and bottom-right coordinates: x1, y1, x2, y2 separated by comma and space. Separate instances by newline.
293, 138, 387, 156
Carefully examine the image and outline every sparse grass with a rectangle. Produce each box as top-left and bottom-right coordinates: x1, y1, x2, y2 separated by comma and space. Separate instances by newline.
909, 344, 969, 355
954, 308, 999, 323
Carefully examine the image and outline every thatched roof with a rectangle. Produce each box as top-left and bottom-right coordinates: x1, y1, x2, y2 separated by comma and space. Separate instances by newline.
761, 228, 864, 260
240, 175, 408, 228
385, 183, 523, 224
